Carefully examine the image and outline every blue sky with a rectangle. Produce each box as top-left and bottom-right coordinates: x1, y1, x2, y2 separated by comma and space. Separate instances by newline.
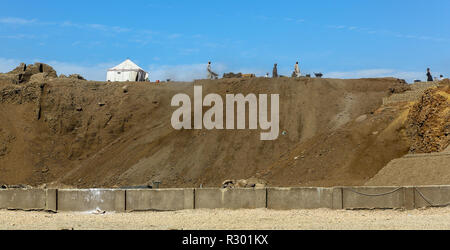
0, 0, 449, 82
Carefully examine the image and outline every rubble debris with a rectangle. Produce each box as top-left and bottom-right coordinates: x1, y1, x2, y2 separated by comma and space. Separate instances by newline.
388, 81, 411, 94
222, 178, 267, 189
68, 74, 86, 80
223, 72, 243, 78
407, 85, 450, 153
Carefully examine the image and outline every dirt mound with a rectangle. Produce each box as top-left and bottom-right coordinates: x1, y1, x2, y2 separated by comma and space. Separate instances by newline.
441, 78, 450, 85
60, 74, 86, 80
406, 85, 450, 153
1, 62, 57, 85
365, 85, 450, 186
388, 82, 411, 94
0, 75, 412, 188
0, 74, 19, 85
261, 102, 412, 187
223, 72, 243, 78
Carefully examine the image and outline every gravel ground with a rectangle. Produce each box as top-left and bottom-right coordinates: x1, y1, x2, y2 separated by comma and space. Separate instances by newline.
1, 208, 450, 230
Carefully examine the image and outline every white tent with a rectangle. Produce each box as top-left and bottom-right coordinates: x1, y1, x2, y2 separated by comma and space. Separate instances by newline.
106, 59, 149, 82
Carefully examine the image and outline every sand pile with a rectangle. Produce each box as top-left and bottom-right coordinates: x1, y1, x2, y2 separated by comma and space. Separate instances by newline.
407, 85, 450, 153
7, 65, 449, 188
365, 84, 450, 186
261, 101, 412, 187
0, 70, 411, 188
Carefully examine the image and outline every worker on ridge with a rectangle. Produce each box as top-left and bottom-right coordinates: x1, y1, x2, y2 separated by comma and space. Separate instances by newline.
294, 61, 301, 77
207, 61, 218, 80
273, 64, 278, 78
427, 68, 433, 82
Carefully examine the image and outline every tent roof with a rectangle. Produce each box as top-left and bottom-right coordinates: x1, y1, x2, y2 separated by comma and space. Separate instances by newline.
108, 59, 145, 72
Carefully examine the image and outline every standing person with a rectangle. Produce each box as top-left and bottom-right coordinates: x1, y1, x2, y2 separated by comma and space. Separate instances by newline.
207, 62, 218, 80
294, 61, 301, 77
273, 64, 278, 78
207, 61, 212, 79
427, 68, 434, 82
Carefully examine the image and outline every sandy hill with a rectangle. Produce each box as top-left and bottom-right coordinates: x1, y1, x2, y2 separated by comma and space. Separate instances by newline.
1, 63, 413, 188
1, 63, 449, 188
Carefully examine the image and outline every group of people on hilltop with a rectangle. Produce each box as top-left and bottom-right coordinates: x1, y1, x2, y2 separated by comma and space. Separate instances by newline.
207, 62, 445, 82
207, 61, 303, 80
427, 68, 444, 82
270, 62, 301, 78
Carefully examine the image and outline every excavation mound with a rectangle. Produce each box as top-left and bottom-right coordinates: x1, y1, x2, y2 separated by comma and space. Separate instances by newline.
407, 84, 450, 153
0, 73, 415, 188
366, 84, 450, 186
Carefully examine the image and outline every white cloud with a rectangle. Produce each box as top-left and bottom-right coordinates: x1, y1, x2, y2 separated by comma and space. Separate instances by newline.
326, 69, 425, 82
0, 34, 37, 39
328, 24, 449, 42
60, 21, 79, 28
178, 48, 200, 56
0, 17, 36, 25
59, 21, 131, 33
45, 60, 117, 80
1, 17, 131, 34
87, 23, 130, 33
284, 17, 305, 23
0, 58, 21, 73
168, 33, 182, 39
147, 63, 228, 82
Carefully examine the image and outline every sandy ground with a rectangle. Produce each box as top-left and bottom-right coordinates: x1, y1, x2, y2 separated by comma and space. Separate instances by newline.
1, 208, 450, 230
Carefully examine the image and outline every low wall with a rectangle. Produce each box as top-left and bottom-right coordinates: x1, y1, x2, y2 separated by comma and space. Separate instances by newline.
0, 189, 45, 210
57, 189, 125, 212
1, 186, 450, 212
414, 186, 450, 208
0, 189, 56, 211
341, 187, 411, 209
267, 187, 341, 210
195, 188, 266, 209
126, 189, 194, 211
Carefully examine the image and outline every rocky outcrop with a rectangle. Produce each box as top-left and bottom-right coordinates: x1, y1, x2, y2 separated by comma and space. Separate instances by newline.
407, 84, 450, 153
68, 74, 86, 80
1, 62, 58, 84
